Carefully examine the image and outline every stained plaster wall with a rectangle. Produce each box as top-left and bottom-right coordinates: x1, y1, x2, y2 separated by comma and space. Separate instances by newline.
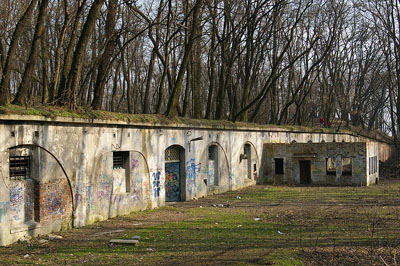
0, 115, 390, 246
260, 142, 379, 186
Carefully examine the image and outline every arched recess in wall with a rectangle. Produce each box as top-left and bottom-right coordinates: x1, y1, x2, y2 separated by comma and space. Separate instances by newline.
91, 150, 151, 222
240, 141, 260, 181
205, 142, 231, 193
165, 145, 186, 202
5, 144, 74, 227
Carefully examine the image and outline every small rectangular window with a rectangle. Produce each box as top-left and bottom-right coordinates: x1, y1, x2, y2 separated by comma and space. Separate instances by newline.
9, 155, 30, 180
326, 158, 336, 176
342, 157, 352, 176
209, 146, 217, 160
274, 158, 284, 174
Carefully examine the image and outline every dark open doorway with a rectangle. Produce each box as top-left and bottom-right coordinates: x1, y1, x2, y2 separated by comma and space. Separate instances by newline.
299, 160, 311, 184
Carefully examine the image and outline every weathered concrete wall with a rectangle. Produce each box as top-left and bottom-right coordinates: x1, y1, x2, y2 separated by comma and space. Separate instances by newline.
260, 142, 380, 186
0, 115, 391, 246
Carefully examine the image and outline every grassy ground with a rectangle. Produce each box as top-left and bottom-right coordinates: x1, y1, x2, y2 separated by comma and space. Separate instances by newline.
1, 181, 400, 265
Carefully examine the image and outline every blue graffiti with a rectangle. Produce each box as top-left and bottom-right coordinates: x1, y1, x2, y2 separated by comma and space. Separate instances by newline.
152, 171, 161, 197
48, 193, 63, 215
186, 159, 201, 193
130, 159, 139, 170
10, 186, 23, 204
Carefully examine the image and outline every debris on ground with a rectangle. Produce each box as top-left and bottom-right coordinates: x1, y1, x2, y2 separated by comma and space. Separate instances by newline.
48, 234, 63, 241
254, 218, 261, 221
95, 229, 126, 235
109, 239, 138, 245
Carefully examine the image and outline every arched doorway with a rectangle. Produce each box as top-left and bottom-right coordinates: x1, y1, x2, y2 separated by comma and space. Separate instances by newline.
6, 144, 73, 228
240, 142, 260, 182
207, 143, 230, 193
165, 145, 185, 202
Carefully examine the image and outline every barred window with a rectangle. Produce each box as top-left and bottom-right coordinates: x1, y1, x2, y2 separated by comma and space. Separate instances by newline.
9, 155, 30, 180
165, 147, 180, 161
113, 151, 128, 169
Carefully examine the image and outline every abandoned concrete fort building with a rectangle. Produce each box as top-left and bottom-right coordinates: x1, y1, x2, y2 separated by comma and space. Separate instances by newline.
0, 114, 391, 246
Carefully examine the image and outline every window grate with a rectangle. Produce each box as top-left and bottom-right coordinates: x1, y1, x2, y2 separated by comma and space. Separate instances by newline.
113, 152, 125, 168
10, 155, 30, 179
165, 147, 180, 161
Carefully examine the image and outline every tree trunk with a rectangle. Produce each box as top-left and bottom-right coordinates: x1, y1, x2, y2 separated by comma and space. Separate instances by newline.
0, 0, 38, 105
91, 0, 117, 110
41, 20, 50, 104
13, 0, 49, 105
56, 1, 85, 102
59, 0, 105, 109
165, 0, 203, 117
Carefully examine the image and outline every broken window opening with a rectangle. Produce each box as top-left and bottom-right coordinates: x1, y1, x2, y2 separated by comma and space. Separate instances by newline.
112, 151, 130, 192
342, 157, 352, 176
326, 158, 336, 176
274, 158, 284, 175
9, 155, 31, 180
369, 156, 377, 175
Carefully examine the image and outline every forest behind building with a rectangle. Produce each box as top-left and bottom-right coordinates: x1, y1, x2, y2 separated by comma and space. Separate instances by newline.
0, 0, 399, 143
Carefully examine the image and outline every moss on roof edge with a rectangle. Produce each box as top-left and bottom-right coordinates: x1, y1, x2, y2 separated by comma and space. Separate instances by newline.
0, 104, 386, 142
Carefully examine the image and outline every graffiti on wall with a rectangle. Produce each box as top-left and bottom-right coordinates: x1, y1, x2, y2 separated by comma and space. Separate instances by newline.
10, 184, 24, 222
130, 159, 139, 171
152, 170, 161, 198
165, 162, 180, 202
0, 201, 10, 223
48, 193, 63, 215
113, 170, 126, 194
186, 159, 201, 193
96, 172, 112, 199
87, 185, 94, 210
